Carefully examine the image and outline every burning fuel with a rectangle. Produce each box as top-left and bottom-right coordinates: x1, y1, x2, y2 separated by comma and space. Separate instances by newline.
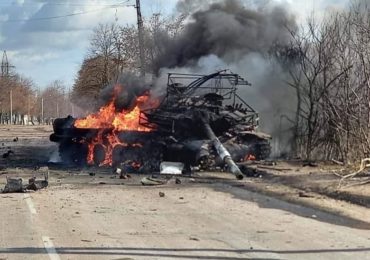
50, 71, 271, 179
74, 85, 154, 132
73, 85, 157, 166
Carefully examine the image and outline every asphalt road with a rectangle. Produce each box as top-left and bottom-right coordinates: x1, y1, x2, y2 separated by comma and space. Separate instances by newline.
0, 181, 369, 260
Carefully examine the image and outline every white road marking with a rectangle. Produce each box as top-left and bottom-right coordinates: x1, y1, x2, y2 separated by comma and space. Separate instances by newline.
42, 236, 61, 260
23, 194, 37, 214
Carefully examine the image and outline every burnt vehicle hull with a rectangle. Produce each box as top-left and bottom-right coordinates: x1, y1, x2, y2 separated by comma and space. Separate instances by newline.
51, 71, 271, 177
51, 117, 266, 171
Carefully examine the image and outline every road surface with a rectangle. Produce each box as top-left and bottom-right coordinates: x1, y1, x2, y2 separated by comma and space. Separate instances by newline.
0, 180, 369, 260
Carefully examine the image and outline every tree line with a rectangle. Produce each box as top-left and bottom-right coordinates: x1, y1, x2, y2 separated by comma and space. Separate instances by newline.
0, 73, 73, 124
286, 1, 370, 162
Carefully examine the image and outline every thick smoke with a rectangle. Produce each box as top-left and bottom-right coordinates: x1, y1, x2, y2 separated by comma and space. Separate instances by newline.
99, 72, 151, 112
97, 0, 298, 156
152, 0, 298, 156
154, 0, 296, 74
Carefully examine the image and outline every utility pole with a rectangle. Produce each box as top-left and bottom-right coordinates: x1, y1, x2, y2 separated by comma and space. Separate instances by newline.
135, 0, 145, 77
41, 98, 44, 124
1, 51, 15, 77
10, 90, 12, 125
2, 51, 16, 125
1, 51, 9, 77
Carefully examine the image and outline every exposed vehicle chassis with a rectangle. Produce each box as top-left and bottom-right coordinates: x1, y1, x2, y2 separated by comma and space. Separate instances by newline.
50, 71, 271, 178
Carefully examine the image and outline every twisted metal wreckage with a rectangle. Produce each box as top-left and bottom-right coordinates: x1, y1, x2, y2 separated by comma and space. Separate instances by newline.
50, 70, 271, 179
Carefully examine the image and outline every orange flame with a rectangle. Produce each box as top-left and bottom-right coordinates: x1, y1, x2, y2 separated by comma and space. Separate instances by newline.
245, 154, 256, 161
74, 84, 157, 166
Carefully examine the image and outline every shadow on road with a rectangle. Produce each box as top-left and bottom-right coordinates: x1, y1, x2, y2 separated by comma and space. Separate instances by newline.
210, 180, 370, 230
0, 246, 369, 259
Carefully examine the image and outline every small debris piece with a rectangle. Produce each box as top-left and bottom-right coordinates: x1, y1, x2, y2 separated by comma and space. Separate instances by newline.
189, 237, 199, 241
159, 191, 165, 197
26, 176, 48, 191
2, 150, 14, 159
179, 197, 184, 200
160, 161, 184, 175
98, 182, 106, 185
13, 137, 18, 142
303, 161, 318, 167
331, 159, 344, 166
141, 177, 165, 186
298, 192, 313, 198
3, 177, 23, 193
89, 172, 96, 176
175, 178, 182, 184
239, 165, 260, 177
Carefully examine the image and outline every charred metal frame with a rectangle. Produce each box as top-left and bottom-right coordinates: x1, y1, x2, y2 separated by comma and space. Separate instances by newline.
140, 70, 259, 130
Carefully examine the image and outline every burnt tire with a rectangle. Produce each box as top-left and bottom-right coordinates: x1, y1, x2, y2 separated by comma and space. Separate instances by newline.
250, 140, 271, 160
59, 140, 87, 165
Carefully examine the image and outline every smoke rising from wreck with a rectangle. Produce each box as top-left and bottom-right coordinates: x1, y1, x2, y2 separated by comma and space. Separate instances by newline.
152, 0, 298, 156
99, 72, 151, 112
93, 0, 298, 157
154, 0, 296, 73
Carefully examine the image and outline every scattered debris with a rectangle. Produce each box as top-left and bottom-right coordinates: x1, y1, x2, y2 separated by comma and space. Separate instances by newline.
239, 164, 261, 177
159, 191, 165, 197
160, 162, 184, 175
27, 176, 48, 191
1, 173, 48, 193
114, 167, 122, 175
338, 158, 370, 188
331, 159, 344, 166
141, 176, 166, 186
257, 165, 292, 172
2, 150, 14, 159
2, 177, 23, 193
303, 161, 318, 167
298, 192, 314, 198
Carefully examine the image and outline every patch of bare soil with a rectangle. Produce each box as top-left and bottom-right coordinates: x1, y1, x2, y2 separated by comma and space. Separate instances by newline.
231, 161, 370, 223
250, 161, 370, 207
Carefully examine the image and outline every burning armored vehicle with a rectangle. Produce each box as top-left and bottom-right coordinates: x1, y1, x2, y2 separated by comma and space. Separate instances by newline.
50, 70, 271, 179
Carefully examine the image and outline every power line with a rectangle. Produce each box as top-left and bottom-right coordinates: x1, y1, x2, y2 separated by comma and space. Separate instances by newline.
0, 0, 128, 6
1, 1, 132, 23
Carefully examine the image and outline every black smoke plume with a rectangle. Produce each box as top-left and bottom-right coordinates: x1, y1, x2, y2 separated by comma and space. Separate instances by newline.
99, 72, 150, 112
153, 0, 296, 74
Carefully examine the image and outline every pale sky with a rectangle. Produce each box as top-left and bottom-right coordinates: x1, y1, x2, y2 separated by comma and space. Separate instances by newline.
0, 0, 349, 89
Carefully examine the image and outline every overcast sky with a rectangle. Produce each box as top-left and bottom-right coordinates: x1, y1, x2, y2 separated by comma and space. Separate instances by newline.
0, 0, 349, 89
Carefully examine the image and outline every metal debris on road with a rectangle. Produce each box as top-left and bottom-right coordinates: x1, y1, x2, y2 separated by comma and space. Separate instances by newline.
141, 176, 166, 186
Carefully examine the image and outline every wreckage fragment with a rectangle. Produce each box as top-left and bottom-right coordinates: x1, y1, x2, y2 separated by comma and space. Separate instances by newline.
202, 121, 244, 179
2, 175, 48, 193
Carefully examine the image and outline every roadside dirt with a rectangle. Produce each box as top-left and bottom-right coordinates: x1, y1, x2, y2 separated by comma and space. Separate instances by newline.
0, 125, 369, 227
